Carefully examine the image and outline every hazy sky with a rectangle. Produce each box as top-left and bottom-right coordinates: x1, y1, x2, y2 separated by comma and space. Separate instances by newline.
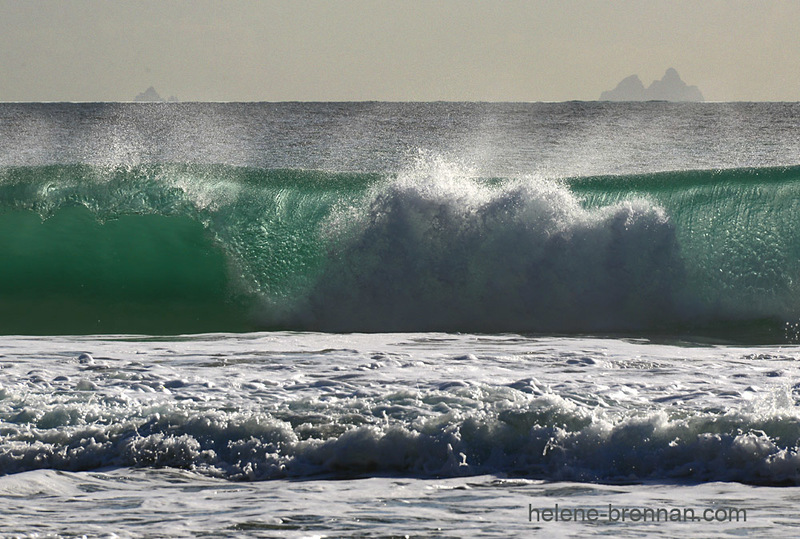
1, 0, 798, 102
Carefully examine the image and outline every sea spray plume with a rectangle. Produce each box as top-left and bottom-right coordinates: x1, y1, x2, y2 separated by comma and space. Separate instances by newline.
303, 156, 685, 332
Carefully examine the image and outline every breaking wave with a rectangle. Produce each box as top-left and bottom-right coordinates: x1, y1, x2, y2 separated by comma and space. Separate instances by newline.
2, 375, 800, 485
1, 159, 800, 340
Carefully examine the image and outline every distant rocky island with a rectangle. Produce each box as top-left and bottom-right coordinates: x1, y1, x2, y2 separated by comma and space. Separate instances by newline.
600, 68, 703, 102
134, 87, 178, 102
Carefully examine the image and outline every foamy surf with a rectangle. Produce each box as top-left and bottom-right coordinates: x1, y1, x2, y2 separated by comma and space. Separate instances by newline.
0, 332, 798, 485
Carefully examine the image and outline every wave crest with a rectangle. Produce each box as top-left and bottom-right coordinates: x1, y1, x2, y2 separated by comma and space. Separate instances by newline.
302, 161, 684, 332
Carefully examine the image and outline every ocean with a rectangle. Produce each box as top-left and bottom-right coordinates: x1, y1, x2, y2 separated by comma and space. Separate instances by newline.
1, 101, 800, 536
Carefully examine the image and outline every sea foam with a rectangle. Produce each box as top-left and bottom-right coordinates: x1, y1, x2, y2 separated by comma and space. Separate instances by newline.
303, 157, 682, 332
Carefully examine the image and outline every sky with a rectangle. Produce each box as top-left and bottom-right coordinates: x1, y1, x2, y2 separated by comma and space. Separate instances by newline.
0, 0, 798, 102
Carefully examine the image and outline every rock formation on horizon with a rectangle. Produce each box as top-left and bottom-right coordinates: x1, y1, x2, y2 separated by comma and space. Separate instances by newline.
133, 87, 179, 102
600, 68, 704, 102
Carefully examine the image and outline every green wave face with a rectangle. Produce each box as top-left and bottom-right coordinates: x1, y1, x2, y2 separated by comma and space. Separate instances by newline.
0, 207, 250, 334
0, 164, 374, 334
1, 163, 799, 340
569, 167, 800, 328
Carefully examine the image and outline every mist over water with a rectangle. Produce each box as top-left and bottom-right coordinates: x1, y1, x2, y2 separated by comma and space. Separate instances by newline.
3, 102, 800, 175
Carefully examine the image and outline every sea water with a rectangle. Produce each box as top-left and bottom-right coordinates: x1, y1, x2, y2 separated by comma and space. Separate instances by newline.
1, 102, 800, 536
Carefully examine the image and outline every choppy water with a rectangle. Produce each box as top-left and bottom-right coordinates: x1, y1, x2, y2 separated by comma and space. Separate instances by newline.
2, 333, 800, 536
2, 102, 800, 536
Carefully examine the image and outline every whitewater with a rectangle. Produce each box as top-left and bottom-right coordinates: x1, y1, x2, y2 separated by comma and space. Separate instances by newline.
2, 101, 800, 536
